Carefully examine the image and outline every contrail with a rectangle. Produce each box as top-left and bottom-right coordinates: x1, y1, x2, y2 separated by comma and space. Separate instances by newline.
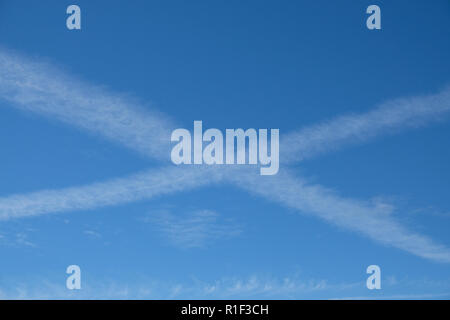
2, 47, 449, 165
1, 48, 449, 263
0, 48, 175, 161
281, 86, 450, 163
1, 164, 448, 263
0, 166, 225, 220
231, 167, 450, 263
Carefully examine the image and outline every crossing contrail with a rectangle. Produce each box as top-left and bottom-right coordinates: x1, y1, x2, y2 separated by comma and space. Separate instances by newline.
1, 48, 450, 263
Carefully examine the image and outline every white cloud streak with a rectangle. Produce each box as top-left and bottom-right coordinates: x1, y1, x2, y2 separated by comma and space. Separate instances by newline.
230, 167, 450, 263
0, 48, 175, 161
0, 166, 225, 220
0, 273, 332, 299
1, 275, 448, 299
281, 86, 450, 163
188, 274, 329, 299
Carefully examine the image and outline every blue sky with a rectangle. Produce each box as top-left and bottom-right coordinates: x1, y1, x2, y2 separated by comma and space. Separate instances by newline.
0, 0, 450, 299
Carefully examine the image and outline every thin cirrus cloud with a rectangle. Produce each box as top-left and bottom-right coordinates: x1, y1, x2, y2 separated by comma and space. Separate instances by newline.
183, 274, 330, 299
0, 273, 334, 299
146, 209, 242, 248
1, 273, 448, 299
0, 48, 450, 263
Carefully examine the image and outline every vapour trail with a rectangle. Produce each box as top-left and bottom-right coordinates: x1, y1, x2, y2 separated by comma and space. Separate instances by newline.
1, 48, 450, 263
0, 166, 225, 220
0, 48, 174, 161
230, 167, 450, 263
281, 86, 450, 163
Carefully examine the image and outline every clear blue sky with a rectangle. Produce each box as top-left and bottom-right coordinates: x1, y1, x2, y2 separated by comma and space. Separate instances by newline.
0, 0, 449, 299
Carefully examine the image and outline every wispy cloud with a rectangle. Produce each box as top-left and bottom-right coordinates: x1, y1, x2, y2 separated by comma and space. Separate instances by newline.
2, 276, 448, 300
1, 268, 449, 300
83, 230, 102, 238
0, 228, 36, 248
281, 86, 450, 163
0, 273, 333, 299
146, 209, 241, 248
14, 232, 36, 247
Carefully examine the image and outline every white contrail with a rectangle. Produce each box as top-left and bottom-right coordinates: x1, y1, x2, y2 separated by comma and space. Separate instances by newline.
2, 47, 449, 165
0, 166, 225, 220
0, 48, 175, 161
2, 164, 449, 263
281, 86, 450, 163
1, 48, 449, 263
230, 167, 450, 263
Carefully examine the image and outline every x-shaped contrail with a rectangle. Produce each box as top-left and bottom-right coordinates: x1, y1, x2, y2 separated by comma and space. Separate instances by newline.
1, 47, 450, 262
